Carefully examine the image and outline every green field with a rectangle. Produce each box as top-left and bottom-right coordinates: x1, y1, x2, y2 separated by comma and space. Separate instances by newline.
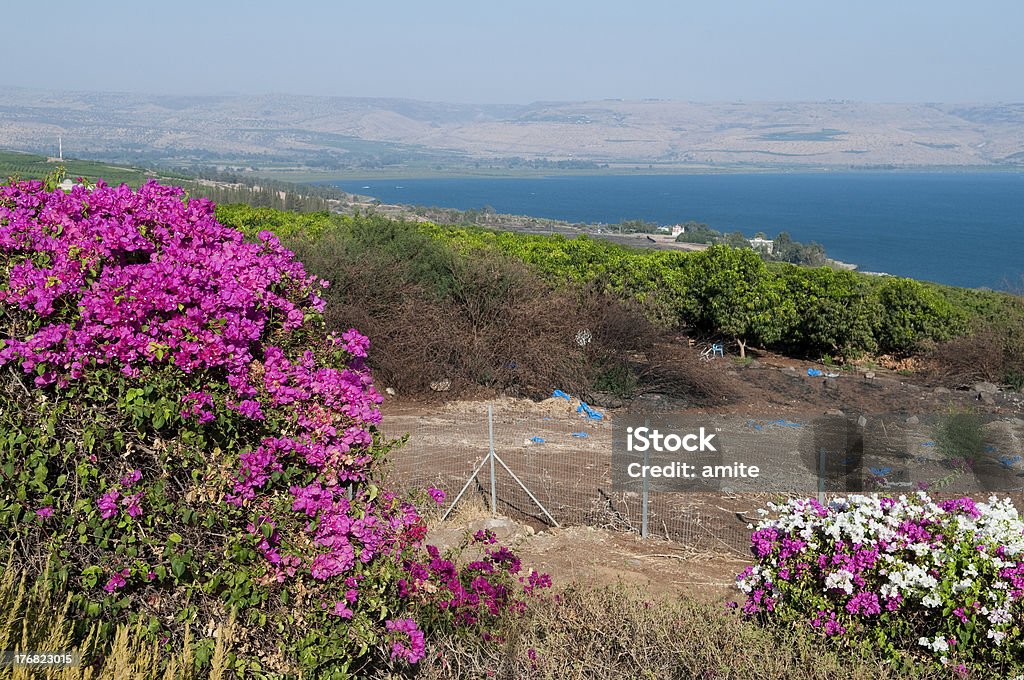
0, 150, 159, 186
758, 128, 847, 142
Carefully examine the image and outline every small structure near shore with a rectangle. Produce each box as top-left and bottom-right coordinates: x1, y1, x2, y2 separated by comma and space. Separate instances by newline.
749, 236, 774, 254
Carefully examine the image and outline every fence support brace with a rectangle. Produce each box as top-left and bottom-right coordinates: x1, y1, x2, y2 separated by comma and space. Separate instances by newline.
442, 405, 561, 528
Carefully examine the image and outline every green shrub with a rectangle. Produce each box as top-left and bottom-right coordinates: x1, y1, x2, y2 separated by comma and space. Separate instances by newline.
873, 278, 967, 355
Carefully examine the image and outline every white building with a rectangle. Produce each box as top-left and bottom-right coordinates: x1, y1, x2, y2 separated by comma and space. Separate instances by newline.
749, 236, 774, 254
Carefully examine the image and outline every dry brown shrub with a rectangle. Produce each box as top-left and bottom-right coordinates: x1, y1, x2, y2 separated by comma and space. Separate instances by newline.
578, 294, 657, 356
321, 249, 591, 399
575, 296, 735, 405
877, 354, 922, 372
926, 322, 1024, 389
443, 252, 588, 398
638, 342, 737, 406
292, 225, 736, 404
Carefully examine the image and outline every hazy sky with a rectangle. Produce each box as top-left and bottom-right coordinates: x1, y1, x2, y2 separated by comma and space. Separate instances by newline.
5, 0, 1021, 104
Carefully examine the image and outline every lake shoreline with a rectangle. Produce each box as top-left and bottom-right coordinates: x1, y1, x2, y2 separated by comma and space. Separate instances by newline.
331, 172, 1022, 289
281, 164, 1024, 184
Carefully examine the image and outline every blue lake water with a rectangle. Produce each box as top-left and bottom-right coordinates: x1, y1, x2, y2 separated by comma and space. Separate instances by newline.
332, 172, 1024, 290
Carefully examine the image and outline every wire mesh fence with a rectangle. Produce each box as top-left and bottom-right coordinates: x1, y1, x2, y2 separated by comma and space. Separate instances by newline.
379, 400, 754, 555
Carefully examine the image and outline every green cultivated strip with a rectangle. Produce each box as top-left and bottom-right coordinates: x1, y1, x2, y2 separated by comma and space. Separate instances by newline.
221, 206, 1023, 367
0, 151, 149, 186
0, 150, 342, 213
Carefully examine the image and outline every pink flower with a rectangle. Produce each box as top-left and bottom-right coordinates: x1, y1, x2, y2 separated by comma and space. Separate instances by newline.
845, 591, 880, 616
35, 506, 54, 519
97, 490, 120, 519
341, 328, 370, 358
810, 610, 845, 637
329, 601, 354, 619
122, 492, 143, 518
427, 487, 445, 505
103, 569, 129, 593
385, 618, 425, 664
180, 392, 215, 424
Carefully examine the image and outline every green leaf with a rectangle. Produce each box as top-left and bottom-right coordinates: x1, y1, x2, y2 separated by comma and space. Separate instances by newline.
81, 566, 102, 588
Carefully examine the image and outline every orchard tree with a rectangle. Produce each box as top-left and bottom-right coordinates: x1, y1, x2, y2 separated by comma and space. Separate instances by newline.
723, 231, 751, 249
874, 278, 966, 354
780, 266, 879, 357
681, 245, 795, 358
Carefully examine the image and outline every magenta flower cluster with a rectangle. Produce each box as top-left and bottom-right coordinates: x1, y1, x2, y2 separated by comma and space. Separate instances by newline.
400, 529, 552, 627
1, 180, 547, 668
104, 568, 129, 593
0, 180, 325, 386
385, 618, 426, 664
738, 493, 1024, 667
96, 471, 143, 521
0, 180, 382, 552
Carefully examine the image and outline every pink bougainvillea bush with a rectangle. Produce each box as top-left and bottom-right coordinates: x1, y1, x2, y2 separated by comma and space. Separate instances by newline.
0, 178, 547, 677
737, 492, 1024, 676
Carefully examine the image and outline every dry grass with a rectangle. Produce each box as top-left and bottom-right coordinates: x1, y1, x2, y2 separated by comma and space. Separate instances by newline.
0, 557, 235, 680
413, 585, 946, 680
0, 552, 964, 679
427, 494, 495, 529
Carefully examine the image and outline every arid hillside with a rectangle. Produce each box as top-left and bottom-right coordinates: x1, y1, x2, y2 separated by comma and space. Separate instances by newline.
4, 88, 1023, 170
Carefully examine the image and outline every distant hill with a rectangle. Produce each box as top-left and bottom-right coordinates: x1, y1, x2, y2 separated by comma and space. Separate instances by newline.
0, 149, 350, 213
1, 88, 1023, 175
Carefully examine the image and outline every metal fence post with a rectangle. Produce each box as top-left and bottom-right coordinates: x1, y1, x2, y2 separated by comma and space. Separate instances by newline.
641, 417, 649, 538
818, 447, 826, 506
488, 404, 497, 515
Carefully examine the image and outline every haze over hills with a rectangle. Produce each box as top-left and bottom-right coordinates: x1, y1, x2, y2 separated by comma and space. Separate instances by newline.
2, 87, 1023, 174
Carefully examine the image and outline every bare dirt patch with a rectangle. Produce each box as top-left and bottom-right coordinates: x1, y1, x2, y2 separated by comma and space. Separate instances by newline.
386, 349, 1024, 599
513, 525, 748, 601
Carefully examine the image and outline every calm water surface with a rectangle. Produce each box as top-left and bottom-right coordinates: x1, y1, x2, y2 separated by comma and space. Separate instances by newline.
333, 172, 1024, 289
